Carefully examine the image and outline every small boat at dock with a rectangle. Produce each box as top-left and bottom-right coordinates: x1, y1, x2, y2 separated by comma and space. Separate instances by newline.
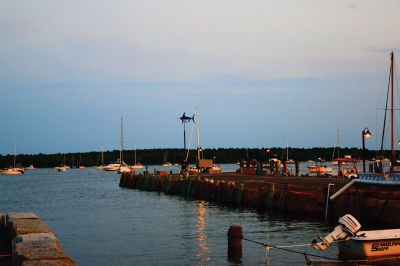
339, 229, 400, 258
312, 214, 400, 259
308, 165, 332, 175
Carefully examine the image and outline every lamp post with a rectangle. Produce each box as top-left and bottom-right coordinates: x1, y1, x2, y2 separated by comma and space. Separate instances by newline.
362, 127, 372, 173
266, 149, 271, 174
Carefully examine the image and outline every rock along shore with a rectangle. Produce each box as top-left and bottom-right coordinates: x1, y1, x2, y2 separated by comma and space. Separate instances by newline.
120, 172, 400, 227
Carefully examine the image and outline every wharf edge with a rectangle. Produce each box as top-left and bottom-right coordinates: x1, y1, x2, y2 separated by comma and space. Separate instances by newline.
120, 172, 400, 227
0, 212, 76, 266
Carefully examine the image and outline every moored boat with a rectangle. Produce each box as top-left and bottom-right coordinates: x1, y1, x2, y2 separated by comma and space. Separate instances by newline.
56, 166, 67, 172
308, 165, 333, 174
117, 165, 131, 174
25, 164, 36, 170
338, 229, 400, 259
103, 163, 120, 171
0, 167, 25, 175
129, 164, 144, 169
312, 214, 400, 259
1, 147, 24, 175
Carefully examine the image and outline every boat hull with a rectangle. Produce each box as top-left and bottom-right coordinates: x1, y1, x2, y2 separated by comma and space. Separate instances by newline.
339, 238, 400, 259
103, 164, 120, 171
56, 167, 67, 172
308, 166, 332, 174
0, 168, 24, 175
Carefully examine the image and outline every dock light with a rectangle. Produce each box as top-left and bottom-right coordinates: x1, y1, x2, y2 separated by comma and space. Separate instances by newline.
363, 128, 372, 138
362, 127, 372, 173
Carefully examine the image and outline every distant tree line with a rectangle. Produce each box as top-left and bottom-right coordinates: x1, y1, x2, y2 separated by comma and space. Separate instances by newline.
0, 147, 388, 168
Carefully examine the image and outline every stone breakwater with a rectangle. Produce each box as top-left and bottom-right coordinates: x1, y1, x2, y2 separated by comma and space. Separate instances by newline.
120, 173, 400, 227
0, 212, 76, 266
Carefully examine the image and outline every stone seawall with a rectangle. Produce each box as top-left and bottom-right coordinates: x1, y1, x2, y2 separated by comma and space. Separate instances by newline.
120, 172, 400, 227
0, 212, 76, 266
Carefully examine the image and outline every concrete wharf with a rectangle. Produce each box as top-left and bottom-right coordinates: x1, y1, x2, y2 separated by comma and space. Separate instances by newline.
120, 172, 400, 227
0, 212, 75, 266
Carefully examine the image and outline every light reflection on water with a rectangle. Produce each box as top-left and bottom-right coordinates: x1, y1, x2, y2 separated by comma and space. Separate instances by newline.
196, 200, 210, 263
0, 168, 343, 265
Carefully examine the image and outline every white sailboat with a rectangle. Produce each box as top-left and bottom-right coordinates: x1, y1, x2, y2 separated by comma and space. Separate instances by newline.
104, 117, 130, 173
95, 146, 106, 169
130, 145, 144, 169
1, 147, 25, 175
162, 150, 173, 167
56, 154, 68, 172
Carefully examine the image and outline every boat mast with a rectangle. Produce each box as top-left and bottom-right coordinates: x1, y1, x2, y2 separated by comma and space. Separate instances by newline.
120, 116, 124, 164
391, 52, 395, 172
101, 145, 104, 165
196, 106, 201, 162
286, 142, 289, 161
13, 146, 16, 168
134, 145, 137, 165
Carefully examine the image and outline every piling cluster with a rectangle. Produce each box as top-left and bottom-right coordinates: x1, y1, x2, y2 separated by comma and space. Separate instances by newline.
0, 212, 76, 266
119, 172, 327, 214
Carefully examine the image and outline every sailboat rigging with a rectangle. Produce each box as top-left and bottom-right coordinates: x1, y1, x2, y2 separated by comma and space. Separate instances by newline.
379, 52, 399, 172
360, 52, 400, 178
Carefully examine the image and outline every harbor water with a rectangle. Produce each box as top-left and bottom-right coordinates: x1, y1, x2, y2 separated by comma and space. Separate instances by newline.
0, 168, 340, 265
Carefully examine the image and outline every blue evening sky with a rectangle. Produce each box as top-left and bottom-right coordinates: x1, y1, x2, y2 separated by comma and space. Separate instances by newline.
1, 1, 400, 155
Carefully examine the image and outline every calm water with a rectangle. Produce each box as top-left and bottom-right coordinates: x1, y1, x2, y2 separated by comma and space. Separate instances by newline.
0, 168, 340, 265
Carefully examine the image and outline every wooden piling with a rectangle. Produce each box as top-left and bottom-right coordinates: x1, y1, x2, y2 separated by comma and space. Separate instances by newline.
227, 225, 242, 260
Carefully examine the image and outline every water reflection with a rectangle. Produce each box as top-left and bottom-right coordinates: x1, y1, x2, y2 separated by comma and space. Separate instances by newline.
196, 200, 210, 263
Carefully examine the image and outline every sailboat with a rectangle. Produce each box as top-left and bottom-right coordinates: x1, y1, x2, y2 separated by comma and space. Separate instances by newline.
0, 147, 24, 175
162, 150, 173, 167
117, 117, 130, 174
56, 154, 68, 172
129, 146, 144, 169
104, 117, 130, 173
95, 146, 106, 169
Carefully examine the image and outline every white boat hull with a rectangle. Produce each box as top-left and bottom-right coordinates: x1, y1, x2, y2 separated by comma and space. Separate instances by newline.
117, 166, 131, 174
56, 167, 67, 172
103, 164, 120, 171
130, 164, 144, 169
0, 168, 24, 175
339, 229, 400, 259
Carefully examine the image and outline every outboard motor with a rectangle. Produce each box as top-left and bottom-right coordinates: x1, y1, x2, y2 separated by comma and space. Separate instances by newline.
312, 214, 361, 251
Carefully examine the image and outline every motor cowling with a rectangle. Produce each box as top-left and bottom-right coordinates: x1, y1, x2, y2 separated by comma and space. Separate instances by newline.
312, 214, 361, 251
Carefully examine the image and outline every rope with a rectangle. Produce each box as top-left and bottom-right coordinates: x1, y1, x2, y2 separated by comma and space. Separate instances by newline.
240, 236, 400, 264
241, 236, 342, 261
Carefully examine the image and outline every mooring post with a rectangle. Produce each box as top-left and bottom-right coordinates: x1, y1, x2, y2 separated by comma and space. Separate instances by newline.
228, 225, 243, 260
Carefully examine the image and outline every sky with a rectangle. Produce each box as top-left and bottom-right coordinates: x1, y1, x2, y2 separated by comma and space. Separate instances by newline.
1, 0, 400, 155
